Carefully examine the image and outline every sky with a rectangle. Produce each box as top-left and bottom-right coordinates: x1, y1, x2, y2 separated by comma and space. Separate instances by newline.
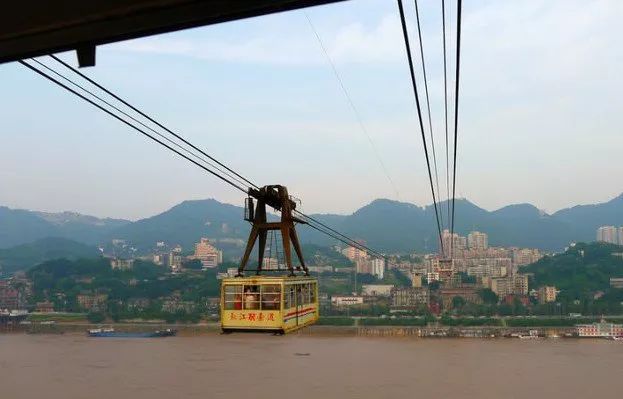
1, 0, 622, 221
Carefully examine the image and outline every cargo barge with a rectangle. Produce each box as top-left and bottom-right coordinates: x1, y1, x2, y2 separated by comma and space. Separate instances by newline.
87, 327, 177, 338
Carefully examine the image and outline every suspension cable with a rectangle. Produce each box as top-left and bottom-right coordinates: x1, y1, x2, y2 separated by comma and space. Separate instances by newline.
32, 58, 251, 191
293, 210, 386, 259
304, 12, 400, 200
396, 0, 445, 257
450, 0, 462, 258
49, 55, 259, 190
442, 0, 451, 235
23, 57, 391, 263
20, 60, 249, 194
414, 0, 443, 229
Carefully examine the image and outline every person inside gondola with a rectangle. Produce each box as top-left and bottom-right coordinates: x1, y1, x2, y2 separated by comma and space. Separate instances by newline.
261, 286, 280, 310
244, 286, 259, 310
233, 292, 242, 310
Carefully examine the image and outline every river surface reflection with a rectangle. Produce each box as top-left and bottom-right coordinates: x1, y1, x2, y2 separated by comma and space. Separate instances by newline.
1, 334, 622, 399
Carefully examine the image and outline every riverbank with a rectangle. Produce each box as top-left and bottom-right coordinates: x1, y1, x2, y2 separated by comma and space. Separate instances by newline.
0, 321, 589, 339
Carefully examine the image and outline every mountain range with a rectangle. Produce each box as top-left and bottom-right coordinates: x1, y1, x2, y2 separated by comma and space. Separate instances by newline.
1, 193, 623, 255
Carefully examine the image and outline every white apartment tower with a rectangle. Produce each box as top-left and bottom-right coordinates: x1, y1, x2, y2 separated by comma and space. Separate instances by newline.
467, 231, 488, 250
441, 229, 467, 254
597, 226, 618, 244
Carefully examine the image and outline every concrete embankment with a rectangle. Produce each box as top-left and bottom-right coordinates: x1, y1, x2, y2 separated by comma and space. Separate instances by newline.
305, 325, 577, 338
3, 322, 578, 338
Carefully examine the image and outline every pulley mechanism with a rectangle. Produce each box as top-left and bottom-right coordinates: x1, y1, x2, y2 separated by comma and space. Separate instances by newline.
238, 185, 308, 276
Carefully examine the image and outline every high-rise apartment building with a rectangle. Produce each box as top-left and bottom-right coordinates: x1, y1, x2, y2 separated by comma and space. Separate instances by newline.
511, 248, 543, 267
191, 238, 223, 269
467, 231, 488, 250
597, 226, 618, 244
619, 227, 623, 246
342, 241, 367, 261
355, 258, 384, 279
441, 229, 467, 254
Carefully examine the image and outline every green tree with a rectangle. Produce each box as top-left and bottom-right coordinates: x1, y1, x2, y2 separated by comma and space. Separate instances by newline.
452, 296, 466, 309
182, 259, 203, 270
87, 311, 106, 323
428, 281, 441, 291
478, 289, 498, 305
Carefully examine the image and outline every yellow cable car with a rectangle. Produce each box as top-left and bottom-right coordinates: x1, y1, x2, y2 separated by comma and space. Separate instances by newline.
220, 185, 319, 333
220, 275, 318, 333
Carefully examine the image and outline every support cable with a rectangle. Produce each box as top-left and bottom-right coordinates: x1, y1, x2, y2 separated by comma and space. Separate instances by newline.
32, 58, 251, 191
49, 55, 259, 190
20, 60, 249, 194
414, 0, 443, 229
301, 217, 385, 260
294, 210, 386, 259
23, 57, 391, 265
396, 0, 445, 257
450, 0, 462, 258
304, 13, 400, 199
442, 0, 451, 236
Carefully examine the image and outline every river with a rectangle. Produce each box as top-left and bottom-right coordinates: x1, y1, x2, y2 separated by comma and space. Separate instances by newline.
1, 334, 622, 398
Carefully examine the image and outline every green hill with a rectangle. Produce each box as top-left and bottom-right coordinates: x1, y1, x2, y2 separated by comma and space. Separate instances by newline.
0, 206, 129, 248
106, 199, 250, 252
521, 242, 623, 303
0, 237, 101, 274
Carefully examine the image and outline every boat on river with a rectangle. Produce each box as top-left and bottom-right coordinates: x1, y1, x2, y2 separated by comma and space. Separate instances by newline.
87, 327, 177, 338
515, 330, 542, 339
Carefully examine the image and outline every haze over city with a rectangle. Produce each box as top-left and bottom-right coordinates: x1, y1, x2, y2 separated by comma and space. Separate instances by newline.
2, 0, 623, 220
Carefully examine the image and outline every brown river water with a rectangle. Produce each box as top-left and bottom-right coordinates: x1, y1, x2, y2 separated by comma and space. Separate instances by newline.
1, 334, 623, 399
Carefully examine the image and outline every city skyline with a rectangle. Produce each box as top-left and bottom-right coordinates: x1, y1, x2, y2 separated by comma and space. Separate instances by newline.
1, 0, 623, 220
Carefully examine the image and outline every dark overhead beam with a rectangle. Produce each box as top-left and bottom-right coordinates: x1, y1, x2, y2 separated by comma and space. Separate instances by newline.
0, 0, 348, 65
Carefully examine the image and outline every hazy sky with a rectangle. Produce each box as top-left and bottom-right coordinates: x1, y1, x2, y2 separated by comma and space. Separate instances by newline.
1, 0, 622, 220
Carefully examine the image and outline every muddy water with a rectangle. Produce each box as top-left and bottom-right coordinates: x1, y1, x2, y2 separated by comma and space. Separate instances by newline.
1, 334, 622, 399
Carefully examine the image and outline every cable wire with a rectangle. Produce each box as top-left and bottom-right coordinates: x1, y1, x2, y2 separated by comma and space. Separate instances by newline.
396, 0, 445, 257
293, 210, 386, 259
32, 58, 251, 191
413, 0, 444, 229
304, 13, 400, 200
442, 0, 451, 237
299, 215, 386, 260
20, 60, 249, 194
441, 0, 450, 232
49, 54, 259, 190
450, 0, 462, 258
23, 57, 391, 264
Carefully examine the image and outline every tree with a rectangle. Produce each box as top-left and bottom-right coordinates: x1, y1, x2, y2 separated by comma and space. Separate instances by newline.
87, 311, 106, 324
457, 272, 476, 284
452, 296, 466, 310
182, 259, 203, 270
479, 289, 498, 305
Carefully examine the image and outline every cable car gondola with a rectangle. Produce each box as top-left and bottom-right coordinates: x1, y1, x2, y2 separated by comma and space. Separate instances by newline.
221, 275, 318, 333
220, 185, 318, 334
